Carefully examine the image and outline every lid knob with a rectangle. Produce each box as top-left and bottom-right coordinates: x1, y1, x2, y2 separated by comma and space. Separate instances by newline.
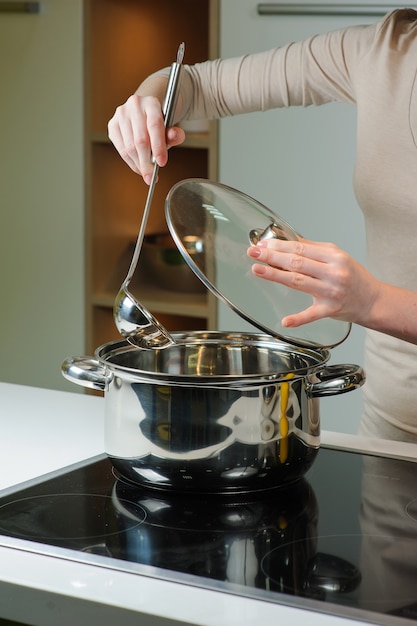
249, 222, 298, 245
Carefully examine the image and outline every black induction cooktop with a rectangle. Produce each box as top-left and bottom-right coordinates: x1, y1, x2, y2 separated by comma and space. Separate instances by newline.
0, 446, 416, 626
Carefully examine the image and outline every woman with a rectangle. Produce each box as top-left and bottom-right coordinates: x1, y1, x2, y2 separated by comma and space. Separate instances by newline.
108, 8, 417, 443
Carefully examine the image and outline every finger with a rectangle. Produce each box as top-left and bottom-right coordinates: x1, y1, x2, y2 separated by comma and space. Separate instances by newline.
247, 241, 313, 277
144, 101, 169, 168
250, 262, 312, 299
253, 238, 339, 267
141, 125, 185, 184
247, 240, 344, 287
282, 303, 331, 328
108, 106, 144, 175
145, 102, 186, 164
108, 99, 152, 177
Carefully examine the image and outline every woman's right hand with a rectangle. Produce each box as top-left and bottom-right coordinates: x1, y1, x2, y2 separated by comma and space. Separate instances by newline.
107, 89, 185, 185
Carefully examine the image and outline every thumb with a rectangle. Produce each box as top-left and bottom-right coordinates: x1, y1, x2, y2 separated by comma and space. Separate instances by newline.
166, 126, 185, 148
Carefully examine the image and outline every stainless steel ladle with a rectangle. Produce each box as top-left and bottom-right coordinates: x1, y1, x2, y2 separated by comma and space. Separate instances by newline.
114, 43, 185, 349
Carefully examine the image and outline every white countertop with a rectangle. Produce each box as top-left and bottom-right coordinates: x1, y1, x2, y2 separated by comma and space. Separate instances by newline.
1, 381, 416, 626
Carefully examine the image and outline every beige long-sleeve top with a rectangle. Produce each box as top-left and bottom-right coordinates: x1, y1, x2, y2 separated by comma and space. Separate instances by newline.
159, 8, 417, 440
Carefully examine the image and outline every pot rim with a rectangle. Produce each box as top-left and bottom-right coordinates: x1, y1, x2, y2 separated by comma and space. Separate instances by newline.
94, 331, 331, 387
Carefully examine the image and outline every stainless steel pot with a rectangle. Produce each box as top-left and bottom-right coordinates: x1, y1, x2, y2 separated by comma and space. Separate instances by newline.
62, 331, 364, 494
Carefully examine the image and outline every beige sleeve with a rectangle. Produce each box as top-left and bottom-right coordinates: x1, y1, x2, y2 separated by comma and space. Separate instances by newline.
151, 12, 404, 122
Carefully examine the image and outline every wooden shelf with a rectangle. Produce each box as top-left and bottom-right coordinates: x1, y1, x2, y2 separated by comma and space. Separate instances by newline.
92, 287, 209, 319
84, 0, 219, 354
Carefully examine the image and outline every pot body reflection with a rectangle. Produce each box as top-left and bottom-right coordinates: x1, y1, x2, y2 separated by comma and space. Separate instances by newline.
109, 477, 319, 592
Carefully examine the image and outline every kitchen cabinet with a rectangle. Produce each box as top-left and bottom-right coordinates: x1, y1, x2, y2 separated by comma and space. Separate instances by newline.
84, 0, 219, 354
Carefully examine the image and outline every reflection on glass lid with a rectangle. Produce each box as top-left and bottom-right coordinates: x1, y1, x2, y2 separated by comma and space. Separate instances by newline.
165, 178, 350, 349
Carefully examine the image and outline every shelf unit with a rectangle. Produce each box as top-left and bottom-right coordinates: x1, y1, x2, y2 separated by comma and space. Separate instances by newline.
84, 0, 219, 354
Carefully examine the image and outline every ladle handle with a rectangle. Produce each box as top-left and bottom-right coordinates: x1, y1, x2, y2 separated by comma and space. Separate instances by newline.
162, 41, 185, 129
125, 161, 159, 285
124, 43, 185, 286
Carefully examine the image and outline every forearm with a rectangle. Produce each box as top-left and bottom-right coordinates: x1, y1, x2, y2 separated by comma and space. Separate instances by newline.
364, 283, 417, 345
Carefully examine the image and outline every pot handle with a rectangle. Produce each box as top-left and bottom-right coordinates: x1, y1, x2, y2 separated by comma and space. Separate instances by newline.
308, 364, 365, 398
61, 357, 113, 392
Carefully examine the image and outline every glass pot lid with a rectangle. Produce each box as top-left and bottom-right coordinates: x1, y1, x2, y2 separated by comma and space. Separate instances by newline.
165, 178, 350, 349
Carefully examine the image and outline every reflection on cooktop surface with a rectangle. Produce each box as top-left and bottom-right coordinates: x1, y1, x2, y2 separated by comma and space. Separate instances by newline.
0, 448, 417, 625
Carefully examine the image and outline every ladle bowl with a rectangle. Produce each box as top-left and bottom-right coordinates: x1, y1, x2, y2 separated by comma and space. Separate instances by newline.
114, 286, 175, 349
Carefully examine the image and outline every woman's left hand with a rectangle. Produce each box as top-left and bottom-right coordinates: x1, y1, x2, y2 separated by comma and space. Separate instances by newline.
247, 237, 379, 328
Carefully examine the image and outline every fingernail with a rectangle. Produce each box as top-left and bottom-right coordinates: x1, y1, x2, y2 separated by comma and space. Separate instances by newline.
249, 246, 261, 258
